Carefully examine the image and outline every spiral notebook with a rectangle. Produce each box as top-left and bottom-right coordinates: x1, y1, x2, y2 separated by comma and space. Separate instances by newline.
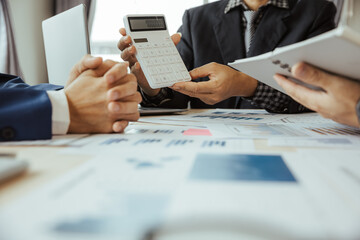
229, 0, 360, 94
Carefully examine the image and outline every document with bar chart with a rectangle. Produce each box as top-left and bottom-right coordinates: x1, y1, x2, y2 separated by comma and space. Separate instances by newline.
224, 122, 360, 139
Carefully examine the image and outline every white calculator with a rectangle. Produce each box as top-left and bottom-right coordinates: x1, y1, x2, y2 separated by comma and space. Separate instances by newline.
124, 15, 191, 89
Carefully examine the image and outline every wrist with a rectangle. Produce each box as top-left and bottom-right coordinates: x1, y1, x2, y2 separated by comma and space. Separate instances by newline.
46, 90, 70, 135
356, 99, 360, 127
236, 73, 258, 97
64, 89, 83, 133
142, 87, 161, 97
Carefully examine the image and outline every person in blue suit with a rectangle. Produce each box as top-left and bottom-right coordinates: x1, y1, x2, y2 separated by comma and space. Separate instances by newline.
0, 55, 142, 141
118, 0, 336, 113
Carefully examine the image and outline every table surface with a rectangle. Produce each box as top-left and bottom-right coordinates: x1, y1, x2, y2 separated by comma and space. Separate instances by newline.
0, 109, 312, 206
0, 142, 294, 207
1, 110, 359, 240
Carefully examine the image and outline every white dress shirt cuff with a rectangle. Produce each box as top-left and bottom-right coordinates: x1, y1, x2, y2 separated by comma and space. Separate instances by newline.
47, 90, 70, 135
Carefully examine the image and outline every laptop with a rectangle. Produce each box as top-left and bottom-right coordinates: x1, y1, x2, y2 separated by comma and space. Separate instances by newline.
42, 4, 90, 86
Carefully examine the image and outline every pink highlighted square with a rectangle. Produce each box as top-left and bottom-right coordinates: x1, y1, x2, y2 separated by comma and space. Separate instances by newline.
183, 129, 212, 136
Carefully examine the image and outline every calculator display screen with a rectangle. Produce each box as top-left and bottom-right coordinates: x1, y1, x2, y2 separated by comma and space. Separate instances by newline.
128, 17, 167, 32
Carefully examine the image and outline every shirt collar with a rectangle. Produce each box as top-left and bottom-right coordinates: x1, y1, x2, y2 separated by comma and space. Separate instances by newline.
224, 0, 289, 14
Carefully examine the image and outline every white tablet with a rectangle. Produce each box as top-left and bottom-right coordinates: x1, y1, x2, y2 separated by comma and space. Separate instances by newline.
42, 4, 90, 86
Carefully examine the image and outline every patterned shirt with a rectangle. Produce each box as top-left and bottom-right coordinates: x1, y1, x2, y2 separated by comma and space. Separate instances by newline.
225, 0, 289, 40
141, 0, 307, 113
225, 0, 306, 113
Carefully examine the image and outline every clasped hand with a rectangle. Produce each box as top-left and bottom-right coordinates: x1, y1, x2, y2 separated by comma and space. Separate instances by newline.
64, 55, 142, 133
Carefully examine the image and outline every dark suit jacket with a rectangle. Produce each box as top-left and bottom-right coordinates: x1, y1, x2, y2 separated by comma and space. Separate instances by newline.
0, 74, 61, 141
159, 0, 336, 112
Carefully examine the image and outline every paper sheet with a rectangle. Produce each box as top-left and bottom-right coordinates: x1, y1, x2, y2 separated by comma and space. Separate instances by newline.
1, 150, 360, 239
61, 134, 255, 156
1, 110, 360, 240
224, 122, 360, 139
166, 151, 360, 239
0, 150, 197, 239
140, 109, 287, 125
0, 134, 89, 146
268, 137, 360, 148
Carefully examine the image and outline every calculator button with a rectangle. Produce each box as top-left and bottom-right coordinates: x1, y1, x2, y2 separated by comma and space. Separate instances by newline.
163, 57, 171, 64
157, 66, 163, 74
137, 43, 146, 49
143, 50, 150, 57
152, 75, 161, 83
155, 66, 162, 74
152, 49, 160, 56
161, 66, 168, 74
157, 48, 164, 55
161, 66, 169, 73
176, 73, 183, 80
181, 71, 190, 79
170, 48, 178, 54
169, 73, 177, 81
164, 65, 172, 73
170, 64, 178, 71
144, 59, 152, 66
149, 68, 158, 75
175, 64, 183, 72
153, 58, 160, 65
159, 57, 167, 64
159, 75, 167, 83
172, 55, 180, 63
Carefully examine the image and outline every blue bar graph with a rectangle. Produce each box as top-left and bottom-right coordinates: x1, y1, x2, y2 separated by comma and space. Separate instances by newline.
153, 129, 174, 134
100, 138, 129, 146
133, 139, 162, 146
201, 140, 226, 148
166, 139, 194, 147
192, 115, 263, 121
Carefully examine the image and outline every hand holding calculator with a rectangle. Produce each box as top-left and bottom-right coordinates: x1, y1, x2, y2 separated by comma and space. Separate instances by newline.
123, 15, 191, 89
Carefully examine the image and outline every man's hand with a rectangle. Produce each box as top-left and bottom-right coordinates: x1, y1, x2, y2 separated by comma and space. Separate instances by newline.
64, 60, 141, 133
274, 62, 360, 127
170, 62, 258, 105
117, 28, 181, 97
65, 54, 103, 88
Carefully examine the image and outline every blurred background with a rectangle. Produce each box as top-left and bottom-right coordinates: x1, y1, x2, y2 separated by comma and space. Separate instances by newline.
6, 0, 340, 85
7, 0, 218, 85
91, 0, 219, 61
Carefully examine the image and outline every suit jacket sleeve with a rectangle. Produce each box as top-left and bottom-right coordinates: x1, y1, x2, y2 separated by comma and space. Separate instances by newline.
0, 74, 53, 141
0, 73, 63, 91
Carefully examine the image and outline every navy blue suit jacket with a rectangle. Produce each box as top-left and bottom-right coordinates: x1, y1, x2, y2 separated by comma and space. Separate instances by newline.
0, 74, 62, 141
159, 0, 336, 112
